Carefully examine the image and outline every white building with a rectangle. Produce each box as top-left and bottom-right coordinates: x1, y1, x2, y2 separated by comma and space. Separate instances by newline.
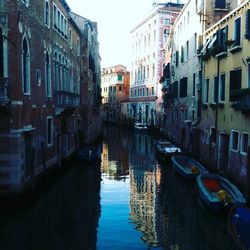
129, 2, 183, 127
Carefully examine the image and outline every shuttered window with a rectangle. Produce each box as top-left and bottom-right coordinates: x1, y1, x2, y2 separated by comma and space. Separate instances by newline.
245, 9, 250, 40
234, 18, 241, 46
229, 69, 242, 101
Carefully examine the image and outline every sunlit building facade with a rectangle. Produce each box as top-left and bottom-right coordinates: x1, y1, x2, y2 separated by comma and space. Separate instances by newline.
129, 2, 183, 127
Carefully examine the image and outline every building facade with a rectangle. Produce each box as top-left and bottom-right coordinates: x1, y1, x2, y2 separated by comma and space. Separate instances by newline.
129, 2, 183, 128
101, 65, 130, 123
0, 0, 101, 193
70, 12, 102, 144
198, 0, 250, 188
162, 0, 239, 150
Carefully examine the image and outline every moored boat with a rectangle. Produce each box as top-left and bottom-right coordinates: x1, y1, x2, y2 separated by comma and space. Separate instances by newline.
171, 155, 206, 179
228, 205, 250, 250
134, 122, 147, 130
155, 139, 182, 161
197, 172, 246, 211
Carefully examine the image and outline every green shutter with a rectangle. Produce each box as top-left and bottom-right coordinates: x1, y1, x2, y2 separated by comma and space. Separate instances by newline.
246, 9, 250, 40
118, 74, 122, 81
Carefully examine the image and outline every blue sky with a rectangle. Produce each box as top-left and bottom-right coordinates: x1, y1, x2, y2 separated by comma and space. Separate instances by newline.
67, 0, 186, 69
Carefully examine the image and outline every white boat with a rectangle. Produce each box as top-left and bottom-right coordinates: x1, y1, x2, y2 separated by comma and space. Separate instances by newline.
134, 122, 147, 130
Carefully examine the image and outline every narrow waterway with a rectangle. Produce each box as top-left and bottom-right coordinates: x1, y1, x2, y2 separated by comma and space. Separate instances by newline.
0, 124, 238, 250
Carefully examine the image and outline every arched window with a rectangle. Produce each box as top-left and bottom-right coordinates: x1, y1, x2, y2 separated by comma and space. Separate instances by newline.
45, 52, 51, 97
0, 28, 3, 78
22, 37, 30, 94
44, 1, 50, 27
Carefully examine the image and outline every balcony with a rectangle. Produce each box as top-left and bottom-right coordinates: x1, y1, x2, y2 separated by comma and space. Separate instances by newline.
231, 88, 250, 113
55, 91, 80, 108
0, 77, 10, 105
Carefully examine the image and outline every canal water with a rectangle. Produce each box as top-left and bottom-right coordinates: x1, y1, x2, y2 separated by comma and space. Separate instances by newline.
0, 125, 238, 250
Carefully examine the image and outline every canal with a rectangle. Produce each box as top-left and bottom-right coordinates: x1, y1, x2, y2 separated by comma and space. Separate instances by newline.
0, 124, 238, 250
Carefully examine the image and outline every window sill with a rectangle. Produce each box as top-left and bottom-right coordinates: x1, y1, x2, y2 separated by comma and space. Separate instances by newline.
228, 45, 242, 53
215, 51, 228, 58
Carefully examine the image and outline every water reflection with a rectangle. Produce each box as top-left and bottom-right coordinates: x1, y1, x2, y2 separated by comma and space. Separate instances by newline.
0, 125, 239, 250
99, 125, 238, 250
0, 166, 101, 250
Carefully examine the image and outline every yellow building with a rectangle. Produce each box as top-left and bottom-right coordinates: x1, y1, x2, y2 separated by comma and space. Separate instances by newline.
199, 0, 250, 188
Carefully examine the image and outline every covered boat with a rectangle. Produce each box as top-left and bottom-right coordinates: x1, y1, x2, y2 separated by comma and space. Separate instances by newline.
155, 139, 182, 161
171, 155, 206, 179
197, 172, 246, 211
228, 205, 250, 250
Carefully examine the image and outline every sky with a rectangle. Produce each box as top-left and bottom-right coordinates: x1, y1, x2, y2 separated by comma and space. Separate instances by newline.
67, 0, 185, 69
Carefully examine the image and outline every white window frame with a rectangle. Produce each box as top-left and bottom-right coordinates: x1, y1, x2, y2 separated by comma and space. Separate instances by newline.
240, 132, 249, 155
230, 130, 240, 152
44, 0, 50, 28
47, 116, 53, 147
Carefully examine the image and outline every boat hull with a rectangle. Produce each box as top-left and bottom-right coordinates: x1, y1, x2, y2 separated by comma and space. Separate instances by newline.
171, 155, 206, 179
197, 173, 246, 212
228, 205, 250, 249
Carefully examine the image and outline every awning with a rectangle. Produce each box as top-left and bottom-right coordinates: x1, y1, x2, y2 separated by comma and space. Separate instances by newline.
207, 34, 217, 49
201, 38, 211, 54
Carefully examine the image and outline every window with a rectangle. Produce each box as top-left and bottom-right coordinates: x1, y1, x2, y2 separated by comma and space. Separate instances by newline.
175, 50, 179, 67
248, 62, 250, 88
186, 41, 189, 61
152, 87, 155, 95
194, 33, 197, 53
180, 77, 187, 98
192, 73, 196, 97
219, 74, 225, 102
181, 46, 184, 63
164, 19, 170, 25
173, 81, 178, 99
217, 26, 228, 52
47, 117, 53, 146
213, 76, 218, 103
0, 28, 3, 78
45, 53, 51, 97
163, 29, 168, 45
36, 69, 41, 86
215, 0, 226, 9
53, 5, 57, 28
118, 74, 122, 81
234, 17, 241, 46
246, 9, 250, 40
44, 1, 50, 27
204, 79, 209, 103
77, 38, 80, 55
146, 88, 149, 96
231, 130, 239, 151
119, 86, 122, 91
241, 133, 249, 154
229, 69, 241, 101
69, 29, 72, 48
22, 37, 30, 94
